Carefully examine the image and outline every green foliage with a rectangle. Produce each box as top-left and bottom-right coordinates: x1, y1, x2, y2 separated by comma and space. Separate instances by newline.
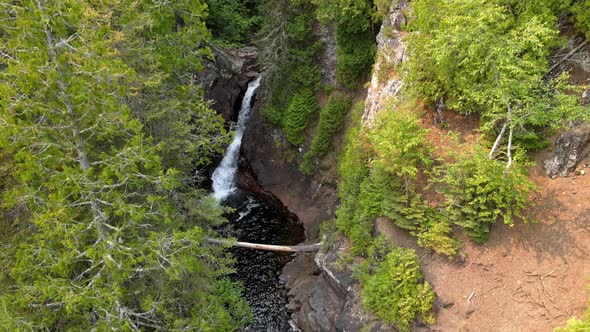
300, 94, 352, 174
283, 89, 320, 145
508, 129, 550, 152
113, 0, 232, 174
405, 0, 587, 144
334, 107, 375, 254
204, 0, 261, 45
334, 99, 460, 255
0, 1, 250, 329
434, 147, 537, 242
570, 0, 590, 39
258, 0, 323, 143
401, 0, 587, 245
382, 185, 430, 231
313, 0, 377, 87
336, 28, 377, 88
416, 215, 462, 257
359, 248, 435, 332
555, 305, 590, 331
368, 100, 432, 193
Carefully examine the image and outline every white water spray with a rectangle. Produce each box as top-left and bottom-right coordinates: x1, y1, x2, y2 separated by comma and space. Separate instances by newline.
211, 76, 262, 201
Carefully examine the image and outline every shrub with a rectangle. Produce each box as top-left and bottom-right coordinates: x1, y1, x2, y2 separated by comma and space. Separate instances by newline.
283, 89, 319, 145
368, 99, 432, 196
204, 0, 261, 45
334, 106, 374, 254
360, 248, 435, 332
571, 1, 590, 39
300, 94, 352, 174
314, 0, 377, 88
416, 216, 462, 257
435, 147, 537, 242
556, 305, 590, 331
310, 94, 352, 155
336, 28, 376, 88
258, 0, 323, 141
377, 169, 461, 256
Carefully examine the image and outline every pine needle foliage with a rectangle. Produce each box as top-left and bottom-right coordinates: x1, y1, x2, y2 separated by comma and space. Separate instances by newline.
358, 246, 435, 332
300, 94, 352, 174
0, 1, 251, 329
433, 146, 537, 243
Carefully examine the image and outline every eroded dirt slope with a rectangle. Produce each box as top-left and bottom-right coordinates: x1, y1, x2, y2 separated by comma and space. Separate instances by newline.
378, 125, 590, 331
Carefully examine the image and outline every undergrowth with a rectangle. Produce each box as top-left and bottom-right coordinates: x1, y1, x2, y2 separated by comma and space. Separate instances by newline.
354, 238, 436, 332
300, 95, 353, 174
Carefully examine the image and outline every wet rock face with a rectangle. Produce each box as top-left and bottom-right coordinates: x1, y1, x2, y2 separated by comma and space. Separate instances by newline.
200, 46, 259, 121
544, 124, 590, 178
236, 155, 266, 194
282, 242, 397, 332
240, 91, 339, 240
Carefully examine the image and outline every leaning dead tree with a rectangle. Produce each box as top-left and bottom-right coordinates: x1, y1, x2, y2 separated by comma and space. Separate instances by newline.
206, 238, 322, 252
547, 39, 589, 75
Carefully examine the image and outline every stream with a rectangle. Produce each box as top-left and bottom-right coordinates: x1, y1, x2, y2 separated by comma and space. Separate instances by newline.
211, 77, 305, 331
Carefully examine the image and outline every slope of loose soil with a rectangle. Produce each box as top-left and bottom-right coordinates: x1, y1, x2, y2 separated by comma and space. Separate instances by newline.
377, 113, 590, 331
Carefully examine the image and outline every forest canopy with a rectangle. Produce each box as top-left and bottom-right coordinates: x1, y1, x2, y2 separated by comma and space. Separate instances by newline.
0, 0, 250, 330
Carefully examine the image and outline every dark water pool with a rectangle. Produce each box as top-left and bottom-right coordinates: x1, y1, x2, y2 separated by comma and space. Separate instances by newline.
220, 190, 305, 331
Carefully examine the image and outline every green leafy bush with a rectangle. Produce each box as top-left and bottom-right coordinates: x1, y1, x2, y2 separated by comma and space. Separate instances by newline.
368, 100, 432, 195
416, 215, 462, 257
404, 0, 587, 152
258, 0, 323, 143
334, 107, 375, 254
313, 0, 377, 87
360, 248, 435, 332
571, 0, 590, 39
204, 0, 261, 45
336, 29, 376, 88
376, 169, 461, 256
556, 305, 590, 331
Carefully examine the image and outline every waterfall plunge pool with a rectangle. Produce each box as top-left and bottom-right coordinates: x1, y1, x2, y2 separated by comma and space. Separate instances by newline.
211, 77, 306, 331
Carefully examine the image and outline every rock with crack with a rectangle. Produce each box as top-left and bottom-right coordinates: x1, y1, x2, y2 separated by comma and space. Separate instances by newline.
544, 124, 590, 178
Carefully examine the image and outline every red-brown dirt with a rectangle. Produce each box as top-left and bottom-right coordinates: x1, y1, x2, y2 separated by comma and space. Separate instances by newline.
377, 113, 590, 331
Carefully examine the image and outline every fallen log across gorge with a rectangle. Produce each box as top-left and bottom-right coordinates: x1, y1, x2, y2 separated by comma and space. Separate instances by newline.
206, 237, 322, 252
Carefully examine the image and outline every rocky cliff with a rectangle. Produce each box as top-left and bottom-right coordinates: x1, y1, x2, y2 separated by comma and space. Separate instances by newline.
239, 1, 411, 330
200, 46, 259, 122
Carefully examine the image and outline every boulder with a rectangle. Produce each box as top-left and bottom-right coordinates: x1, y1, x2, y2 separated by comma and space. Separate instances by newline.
544, 124, 590, 178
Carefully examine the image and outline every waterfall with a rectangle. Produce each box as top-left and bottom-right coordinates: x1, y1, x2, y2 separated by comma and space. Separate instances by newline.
211, 76, 262, 201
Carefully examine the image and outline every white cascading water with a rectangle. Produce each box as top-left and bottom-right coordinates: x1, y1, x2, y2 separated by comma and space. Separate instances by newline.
211, 76, 262, 201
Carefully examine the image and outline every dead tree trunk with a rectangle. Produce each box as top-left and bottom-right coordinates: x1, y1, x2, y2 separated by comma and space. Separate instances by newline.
206, 238, 322, 252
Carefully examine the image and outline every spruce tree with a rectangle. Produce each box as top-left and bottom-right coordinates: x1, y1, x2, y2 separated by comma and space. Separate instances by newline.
0, 1, 250, 329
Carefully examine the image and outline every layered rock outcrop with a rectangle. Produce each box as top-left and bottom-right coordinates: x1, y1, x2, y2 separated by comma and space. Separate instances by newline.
200, 46, 259, 122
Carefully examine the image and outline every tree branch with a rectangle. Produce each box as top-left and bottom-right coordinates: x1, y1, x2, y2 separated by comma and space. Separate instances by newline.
547, 39, 588, 75
489, 121, 507, 159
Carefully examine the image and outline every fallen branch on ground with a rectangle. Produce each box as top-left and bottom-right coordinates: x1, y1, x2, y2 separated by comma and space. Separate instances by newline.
547, 39, 589, 75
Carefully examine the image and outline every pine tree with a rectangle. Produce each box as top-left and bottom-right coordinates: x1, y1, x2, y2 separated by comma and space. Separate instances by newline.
0, 1, 250, 329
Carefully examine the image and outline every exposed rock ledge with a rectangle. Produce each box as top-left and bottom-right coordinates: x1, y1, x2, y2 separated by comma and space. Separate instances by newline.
200, 46, 259, 122
544, 124, 590, 178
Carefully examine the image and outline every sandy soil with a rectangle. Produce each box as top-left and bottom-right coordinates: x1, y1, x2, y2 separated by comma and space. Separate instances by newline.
377, 110, 590, 331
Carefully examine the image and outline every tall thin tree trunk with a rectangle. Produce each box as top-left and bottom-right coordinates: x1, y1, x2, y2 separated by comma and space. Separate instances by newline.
37, 0, 106, 239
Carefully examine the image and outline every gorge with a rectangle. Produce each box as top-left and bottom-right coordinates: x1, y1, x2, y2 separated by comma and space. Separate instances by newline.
1, 0, 589, 331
